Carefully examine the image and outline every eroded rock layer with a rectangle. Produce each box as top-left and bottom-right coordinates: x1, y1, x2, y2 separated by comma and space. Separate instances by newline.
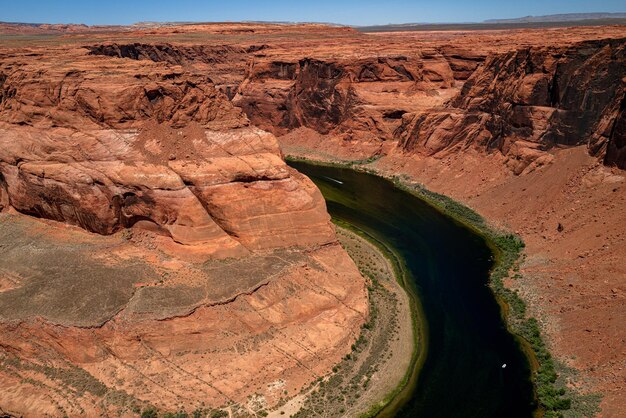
396, 38, 626, 172
0, 123, 336, 255
1, 21, 626, 417
0, 214, 367, 416
0, 28, 367, 416
224, 24, 624, 416
0, 45, 338, 255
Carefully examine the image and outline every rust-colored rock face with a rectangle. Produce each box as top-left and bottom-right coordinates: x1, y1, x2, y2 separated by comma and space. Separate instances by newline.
0, 218, 367, 416
234, 53, 465, 144
225, 25, 625, 416
0, 49, 245, 130
0, 26, 367, 416
0, 46, 338, 255
1, 21, 626, 417
0, 124, 336, 253
230, 27, 626, 171
395, 38, 626, 171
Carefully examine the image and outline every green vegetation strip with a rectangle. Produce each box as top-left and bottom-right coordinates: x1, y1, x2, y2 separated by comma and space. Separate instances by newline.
286, 155, 575, 418
332, 221, 426, 418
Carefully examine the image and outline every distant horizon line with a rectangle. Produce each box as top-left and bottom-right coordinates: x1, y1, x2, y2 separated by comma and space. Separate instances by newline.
1, 11, 626, 28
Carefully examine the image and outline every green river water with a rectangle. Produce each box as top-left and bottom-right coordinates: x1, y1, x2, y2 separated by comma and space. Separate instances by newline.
290, 161, 536, 418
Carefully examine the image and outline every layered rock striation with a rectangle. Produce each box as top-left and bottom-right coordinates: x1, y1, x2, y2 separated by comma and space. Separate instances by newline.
1, 22, 626, 417
396, 38, 626, 172
0, 47, 336, 256
233, 52, 480, 142
0, 37, 367, 416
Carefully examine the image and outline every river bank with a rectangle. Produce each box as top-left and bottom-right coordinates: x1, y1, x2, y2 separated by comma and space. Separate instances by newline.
267, 226, 419, 418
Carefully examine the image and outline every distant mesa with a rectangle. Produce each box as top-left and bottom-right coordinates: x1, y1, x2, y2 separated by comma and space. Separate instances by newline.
484, 12, 626, 23
357, 12, 626, 32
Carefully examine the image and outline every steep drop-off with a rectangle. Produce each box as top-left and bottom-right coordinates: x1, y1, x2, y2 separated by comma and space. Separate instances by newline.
212, 25, 626, 416
1, 22, 625, 417
396, 38, 626, 172
0, 37, 368, 417
234, 51, 481, 153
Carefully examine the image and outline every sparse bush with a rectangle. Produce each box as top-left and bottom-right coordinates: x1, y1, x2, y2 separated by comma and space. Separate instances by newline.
140, 407, 158, 418
367, 167, 571, 416
163, 411, 188, 418
209, 410, 228, 418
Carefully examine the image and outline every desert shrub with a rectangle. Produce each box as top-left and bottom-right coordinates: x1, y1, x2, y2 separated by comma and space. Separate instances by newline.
163, 412, 188, 418
140, 408, 158, 418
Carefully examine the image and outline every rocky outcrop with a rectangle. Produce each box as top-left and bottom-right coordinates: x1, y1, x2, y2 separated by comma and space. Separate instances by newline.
0, 214, 367, 416
0, 171, 8, 211
85, 42, 266, 99
80, 40, 486, 154
224, 24, 626, 417
2, 21, 626, 417
0, 51, 246, 130
396, 38, 626, 171
0, 47, 338, 255
283, 59, 358, 134
589, 86, 626, 168
0, 35, 368, 416
234, 51, 477, 143
86, 43, 257, 65
0, 123, 335, 255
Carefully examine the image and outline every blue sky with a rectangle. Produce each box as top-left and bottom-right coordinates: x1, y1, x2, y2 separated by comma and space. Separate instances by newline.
1, 0, 625, 26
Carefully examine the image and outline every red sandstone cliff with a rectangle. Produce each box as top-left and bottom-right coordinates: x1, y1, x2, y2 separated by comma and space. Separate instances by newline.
0, 46, 338, 254
234, 52, 477, 142
0, 36, 367, 416
238, 26, 624, 416
77, 29, 626, 171
1, 22, 625, 417
396, 38, 626, 172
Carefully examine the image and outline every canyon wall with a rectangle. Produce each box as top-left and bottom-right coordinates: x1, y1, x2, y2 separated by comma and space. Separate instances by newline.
0, 37, 367, 416
234, 27, 624, 416
234, 51, 481, 142
122, 25, 624, 415
83, 34, 626, 173
396, 38, 626, 172
1, 22, 625, 417
0, 46, 338, 255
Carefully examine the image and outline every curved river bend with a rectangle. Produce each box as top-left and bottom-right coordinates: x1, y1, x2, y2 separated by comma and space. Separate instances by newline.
289, 161, 536, 418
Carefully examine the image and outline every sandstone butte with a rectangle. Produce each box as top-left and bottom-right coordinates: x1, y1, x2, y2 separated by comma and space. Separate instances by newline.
0, 21, 625, 417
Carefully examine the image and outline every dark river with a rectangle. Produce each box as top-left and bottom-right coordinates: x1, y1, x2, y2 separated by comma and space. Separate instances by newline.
289, 161, 535, 418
